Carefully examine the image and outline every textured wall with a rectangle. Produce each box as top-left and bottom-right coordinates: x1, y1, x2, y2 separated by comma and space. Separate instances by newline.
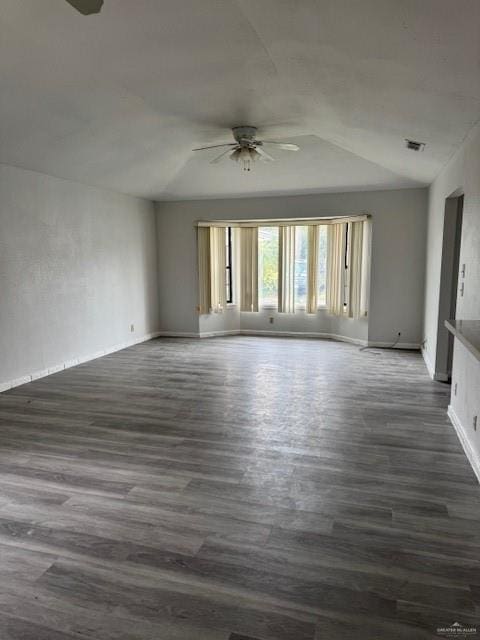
424, 122, 480, 367
156, 188, 427, 345
0, 164, 159, 386
424, 121, 480, 467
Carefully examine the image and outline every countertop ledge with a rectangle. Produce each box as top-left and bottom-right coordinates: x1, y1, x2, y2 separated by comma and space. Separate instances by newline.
445, 319, 480, 363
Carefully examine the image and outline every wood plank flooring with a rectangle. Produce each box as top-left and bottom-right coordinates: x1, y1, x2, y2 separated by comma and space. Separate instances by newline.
0, 336, 478, 639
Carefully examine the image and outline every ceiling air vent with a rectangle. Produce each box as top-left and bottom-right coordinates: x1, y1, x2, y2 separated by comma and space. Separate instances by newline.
405, 139, 425, 152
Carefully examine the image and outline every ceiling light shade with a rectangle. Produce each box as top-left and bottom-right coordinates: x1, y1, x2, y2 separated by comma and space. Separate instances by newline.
230, 146, 259, 171
230, 148, 241, 163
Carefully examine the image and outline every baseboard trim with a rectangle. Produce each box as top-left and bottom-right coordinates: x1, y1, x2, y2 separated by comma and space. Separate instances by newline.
448, 405, 480, 484
200, 330, 240, 338
154, 330, 420, 350
238, 329, 367, 346
0, 331, 162, 394
156, 331, 201, 338
366, 341, 420, 350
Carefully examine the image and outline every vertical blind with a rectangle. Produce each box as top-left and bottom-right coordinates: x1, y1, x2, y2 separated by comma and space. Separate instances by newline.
197, 226, 211, 314
347, 220, 364, 319
306, 225, 319, 314
326, 223, 347, 316
197, 226, 226, 314
278, 226, 296, 314
197, 217, 369, 317
239, 227, 259, 312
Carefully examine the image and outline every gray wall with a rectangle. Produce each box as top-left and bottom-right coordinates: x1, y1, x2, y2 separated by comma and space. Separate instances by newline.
156, 188, 427, 345
423, 121, 480, 466
0, 164, 159, 388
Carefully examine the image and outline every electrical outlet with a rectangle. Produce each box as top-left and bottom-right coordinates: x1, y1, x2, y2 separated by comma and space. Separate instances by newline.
269, 316, 274, 324
474, 416, 477, 431
454, 382, 458, 396
130, 324, 135, 332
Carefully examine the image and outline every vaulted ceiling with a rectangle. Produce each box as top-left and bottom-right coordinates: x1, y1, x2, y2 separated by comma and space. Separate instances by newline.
1, 0, 480, 200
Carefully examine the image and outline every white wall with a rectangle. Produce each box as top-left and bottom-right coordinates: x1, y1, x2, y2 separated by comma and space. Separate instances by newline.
156, 188, 427, 345
424, 121, 480, 477
424, 121, 480, 368
448, 340, 480, 480
0, 164, 160, 389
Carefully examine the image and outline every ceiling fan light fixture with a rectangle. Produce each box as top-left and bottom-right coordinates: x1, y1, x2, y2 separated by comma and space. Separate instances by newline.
195, 125, 300, 171
231, 147, 259, 171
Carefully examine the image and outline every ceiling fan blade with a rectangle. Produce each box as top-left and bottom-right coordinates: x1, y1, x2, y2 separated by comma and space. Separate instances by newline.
192, 143, 236, 152
262, 141, 300, 151
210, 148, 238, 164
65, 0, 104, 15
255, 146, 275, 162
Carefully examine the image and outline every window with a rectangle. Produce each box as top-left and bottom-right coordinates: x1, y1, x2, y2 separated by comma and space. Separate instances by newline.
258, 226, 279, 306
294, 225, 327, 309
317, 225, 328, 306
294, 226, 308, 308
225, 226, 233, 304
259, 224, 327, 310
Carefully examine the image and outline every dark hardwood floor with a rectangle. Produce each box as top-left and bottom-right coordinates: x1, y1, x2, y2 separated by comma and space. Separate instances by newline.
0, 336, 479, 639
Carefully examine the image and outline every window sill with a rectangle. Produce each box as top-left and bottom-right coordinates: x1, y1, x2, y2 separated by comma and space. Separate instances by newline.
252, 305, 328, 312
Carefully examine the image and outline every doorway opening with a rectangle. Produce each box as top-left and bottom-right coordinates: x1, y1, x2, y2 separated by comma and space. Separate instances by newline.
435, 192, 463, 381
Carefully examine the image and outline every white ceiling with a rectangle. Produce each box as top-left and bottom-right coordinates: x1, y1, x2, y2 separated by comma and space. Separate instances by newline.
1, 0, 480, 200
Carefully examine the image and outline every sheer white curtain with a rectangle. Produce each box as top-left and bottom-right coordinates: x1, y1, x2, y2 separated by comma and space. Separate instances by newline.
197, 226, 226, 314
278, 225, 296, 313
326, 222, 347, 316
240, 227, 259, 312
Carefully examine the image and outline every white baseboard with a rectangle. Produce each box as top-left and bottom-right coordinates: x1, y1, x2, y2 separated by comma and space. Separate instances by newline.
448, 405, 480, 484
238, 329, 367, 346
366, 341, 420, 350
0, 331, 162, 394
238, 332, 419, 349
200, 330, 240, 338
157, 328, 367, 344
155, 330, 422, 349
447, 404, 480, 483
156, 330, 240, 338
156, 331, 201, 338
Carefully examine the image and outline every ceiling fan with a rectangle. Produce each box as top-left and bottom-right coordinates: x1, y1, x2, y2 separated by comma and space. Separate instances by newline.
65, 0, 104, 15
193, 126, 300, 171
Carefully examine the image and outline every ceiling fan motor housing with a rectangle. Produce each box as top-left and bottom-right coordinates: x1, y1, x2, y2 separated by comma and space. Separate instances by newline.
232, 126, 258, 146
